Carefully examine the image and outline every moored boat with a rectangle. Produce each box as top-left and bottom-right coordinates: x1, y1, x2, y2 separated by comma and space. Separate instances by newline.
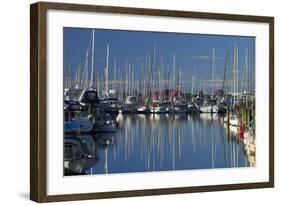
137, 106, 150, 114
186, 102, 200, 113
92, 113, 117, 133
229, 116, 239, 126
64, 117, 93, 133
200, 104, 218, 113
120, 96, 138, 114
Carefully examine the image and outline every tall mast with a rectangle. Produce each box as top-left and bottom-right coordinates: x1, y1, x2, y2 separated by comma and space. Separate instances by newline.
160, 56, 164, 96
82, 48, 89, 89
145, 55, 148, 98
222, 51, 229, 92
131, 64, 134, 95
118, 66, 120, 97
77, 63, 81, 88
233, 43, 237, 106
114, 59, 117, 91
251, 47, 255, 116
192, 68, 196, 99
153, 44, 156, 95
141, 61, 144, 98
245, 47, 249, 108
212, 48, 215, 99
173, 53, 176, 90
128, 63, 131, 96
236, 45, 239, 94
105, 44, 109, 96
90, 29, 95, 86
194, 68, 196, 97
67, 63, 72, 88
178, 66, 182, 98
97, 71, 100, 94
146, 54, 152, 103
125, 60, 128, 99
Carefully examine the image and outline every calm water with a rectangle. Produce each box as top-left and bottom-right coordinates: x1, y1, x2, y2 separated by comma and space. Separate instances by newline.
64, 113, 248, 175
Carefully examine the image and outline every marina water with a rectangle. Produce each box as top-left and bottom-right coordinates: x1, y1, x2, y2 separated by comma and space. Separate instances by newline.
65, 113, 248, 175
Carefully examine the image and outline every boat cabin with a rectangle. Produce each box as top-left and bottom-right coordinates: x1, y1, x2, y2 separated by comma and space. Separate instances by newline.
78, 88, 100, 105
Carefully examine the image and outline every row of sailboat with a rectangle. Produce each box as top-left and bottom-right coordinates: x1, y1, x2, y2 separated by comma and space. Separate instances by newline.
65, 30, 254, 114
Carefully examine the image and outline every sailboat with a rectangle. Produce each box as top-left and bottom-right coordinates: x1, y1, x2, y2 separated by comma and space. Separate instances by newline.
200, 49, 218, 114
64, 96, 94, 134
137, 105, 150, 114
228, 115, 240, 126
121, 96, 138, 114
149, 102, 168, 114
78, 87, 117, 133
77, 32, 117, 133
200, 102, 219, 113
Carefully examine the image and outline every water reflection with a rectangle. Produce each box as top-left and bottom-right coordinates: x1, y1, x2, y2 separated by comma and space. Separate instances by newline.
64, 113, 247, 176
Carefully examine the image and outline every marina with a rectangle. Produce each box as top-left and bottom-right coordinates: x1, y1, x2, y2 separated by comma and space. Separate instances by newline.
63, 28, 256, 176
65, 113, 251, 175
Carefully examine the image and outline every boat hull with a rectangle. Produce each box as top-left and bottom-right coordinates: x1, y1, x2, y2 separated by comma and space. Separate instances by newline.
94, 121, 117, 133
64, 118, 93, 133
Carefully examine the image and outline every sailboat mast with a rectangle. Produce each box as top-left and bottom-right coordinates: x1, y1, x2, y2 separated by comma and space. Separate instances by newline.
67, 63, 72, 88
245, 47, 249, 108
173, 53, 176, 91
105, 44, 109, 95
132, 65, 134, 96
212, 48, 215, 99
153, 44, 156, 96
194, 68, 196, 98
141, 61, 144, 99
97, 71, 100, 94
77, 63, 81, 88
233, 43, 237, 106
82, 48, 89, 89
90, 30, 95, 86
178, 66, 182, 99
114, 59, 117, 91
236, 45, 239, 94
192, 68, 196, 99
128, 63, 131, 95
222, 51, 229, 92
125, 60, 128, 99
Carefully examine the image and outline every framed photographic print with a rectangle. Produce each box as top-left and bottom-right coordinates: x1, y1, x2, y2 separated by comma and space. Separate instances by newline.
30, 1, 274, 202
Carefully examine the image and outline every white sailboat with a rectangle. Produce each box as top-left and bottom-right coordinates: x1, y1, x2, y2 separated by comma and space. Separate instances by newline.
200, 48, 218, 113
137, 105, 150, 114
121, 96, 138, 113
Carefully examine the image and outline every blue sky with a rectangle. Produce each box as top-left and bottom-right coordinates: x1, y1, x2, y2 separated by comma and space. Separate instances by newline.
63, 27, 255, 92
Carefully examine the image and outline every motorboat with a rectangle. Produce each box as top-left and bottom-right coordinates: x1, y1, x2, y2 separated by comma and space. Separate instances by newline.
200, 104, 218, 113
120, 96, 138, 114
64, 117, 93, 133
186, 102, 200, 113
64, 100, 93, 133
174, 104, 187, 113
152, 106, 167, 114
229, 115, 240, 126
149, 102, 168, 114
64, 100, 83, 120
100, 98, 120, 115
121, 103, 137, 114
78, 87, 100, 107
137, 105, 150, 114
92, 113, 117, 133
